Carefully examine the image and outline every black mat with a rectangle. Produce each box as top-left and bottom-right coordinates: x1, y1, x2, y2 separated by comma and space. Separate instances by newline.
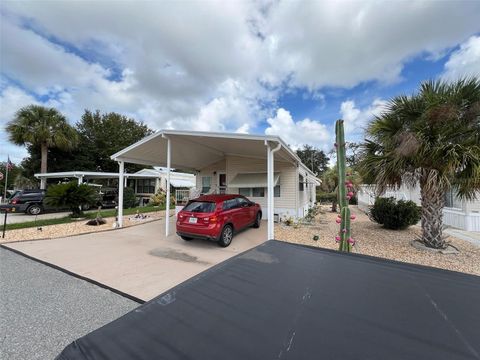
57, 240, 480, 360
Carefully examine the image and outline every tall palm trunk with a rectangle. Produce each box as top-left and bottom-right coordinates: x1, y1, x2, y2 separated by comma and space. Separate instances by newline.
419, 180, 446, 249
40, 142, 48, 189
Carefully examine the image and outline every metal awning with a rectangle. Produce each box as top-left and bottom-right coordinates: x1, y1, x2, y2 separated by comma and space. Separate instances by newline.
229, 173, 280, 188
169, 179, 195, 188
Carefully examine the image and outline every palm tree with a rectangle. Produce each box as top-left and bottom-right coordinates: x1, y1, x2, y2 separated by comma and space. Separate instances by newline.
361, 78, 480, 249
321, 166, 362, 212
7, 105, 78, 188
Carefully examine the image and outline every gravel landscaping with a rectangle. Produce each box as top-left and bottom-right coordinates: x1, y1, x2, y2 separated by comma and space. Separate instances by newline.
1, 210, 169, 243
277, 205, 480, 276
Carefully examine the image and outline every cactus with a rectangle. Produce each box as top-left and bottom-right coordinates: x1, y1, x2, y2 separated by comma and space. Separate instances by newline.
335, 119, 353, 252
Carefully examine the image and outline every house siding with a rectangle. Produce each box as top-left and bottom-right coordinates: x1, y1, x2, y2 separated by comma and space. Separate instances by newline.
195, 159, 226, 190
225, 155, 296, 212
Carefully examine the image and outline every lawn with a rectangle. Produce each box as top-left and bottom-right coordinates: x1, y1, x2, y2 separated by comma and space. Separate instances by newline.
3, 205, 168, 231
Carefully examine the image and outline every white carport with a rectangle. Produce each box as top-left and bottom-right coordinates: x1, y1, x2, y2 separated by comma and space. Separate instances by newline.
34, 171, 159, 186
111, 130, 306, 240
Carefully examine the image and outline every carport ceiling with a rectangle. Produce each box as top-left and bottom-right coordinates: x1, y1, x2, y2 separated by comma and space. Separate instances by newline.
111, 130, 299, 171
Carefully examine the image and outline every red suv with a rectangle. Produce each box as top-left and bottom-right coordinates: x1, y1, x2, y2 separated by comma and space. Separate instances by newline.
176, 194, 262, 247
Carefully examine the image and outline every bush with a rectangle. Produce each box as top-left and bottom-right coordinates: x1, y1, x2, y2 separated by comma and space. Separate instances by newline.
123, 187, 137, 208
369, 197, 420, 230
45, 182, 98, 217
149, 188, 175, 207
316, 192, 336, 203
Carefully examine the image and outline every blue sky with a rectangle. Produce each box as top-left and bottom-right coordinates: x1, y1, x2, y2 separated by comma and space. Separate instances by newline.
1, 1, 479, 164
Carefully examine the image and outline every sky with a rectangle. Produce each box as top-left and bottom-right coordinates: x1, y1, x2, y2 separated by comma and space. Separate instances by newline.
1, 0, 479, 164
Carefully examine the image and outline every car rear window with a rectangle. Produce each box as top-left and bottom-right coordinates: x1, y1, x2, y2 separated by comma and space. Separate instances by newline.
184, 201, 216, 213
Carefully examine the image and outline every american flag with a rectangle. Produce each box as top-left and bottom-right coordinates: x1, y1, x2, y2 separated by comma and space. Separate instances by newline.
6, 156, 13, 171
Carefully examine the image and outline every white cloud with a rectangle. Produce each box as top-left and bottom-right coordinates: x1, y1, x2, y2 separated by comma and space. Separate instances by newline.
0, 84, 38, 162
235, 124, 250, 134
442, 36, 480, 81
340, 98, 387, 137
265, 108, 331, 151
0, 0, 479, 148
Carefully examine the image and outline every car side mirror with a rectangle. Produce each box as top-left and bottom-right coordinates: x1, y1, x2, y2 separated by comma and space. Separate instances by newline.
242, 203, 249, 208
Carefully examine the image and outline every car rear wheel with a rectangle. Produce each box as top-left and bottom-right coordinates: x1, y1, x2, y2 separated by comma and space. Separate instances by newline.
218, 225, 233, 247
181, 236, 193, 241
26, 204, 43, 215
252, 212, 262, 228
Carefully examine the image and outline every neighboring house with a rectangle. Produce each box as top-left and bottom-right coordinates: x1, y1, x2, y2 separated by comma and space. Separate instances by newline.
358, 184, 480, 232
129, 167, 195, 205
110, 130, 321, 238
34, 168, 196, 205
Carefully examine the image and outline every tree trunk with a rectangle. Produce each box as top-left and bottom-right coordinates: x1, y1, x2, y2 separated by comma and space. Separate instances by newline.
420, 181, 446, 249
40, 142, 48, 189
331, 200, 337, 212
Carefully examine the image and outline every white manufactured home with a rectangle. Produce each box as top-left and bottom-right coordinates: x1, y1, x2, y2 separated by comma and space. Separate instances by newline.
111, 130, 320, 239
358, 184, 480, 232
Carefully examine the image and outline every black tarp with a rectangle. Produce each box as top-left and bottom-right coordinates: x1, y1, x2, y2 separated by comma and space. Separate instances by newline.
57, 240, 480, 360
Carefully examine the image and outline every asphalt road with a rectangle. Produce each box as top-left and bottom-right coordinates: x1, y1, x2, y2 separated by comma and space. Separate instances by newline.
0, 247, 139, 360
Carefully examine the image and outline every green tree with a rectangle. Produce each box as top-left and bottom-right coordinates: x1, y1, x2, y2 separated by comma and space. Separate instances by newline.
320, 166, 362, 211
77, 110, 153, 172
6, 105, 78, 188
296, 145, 329, 175
19, 110, 154, 178
361, 78, 480, 249
44, 182, 98, 217
0, 161, 21, 194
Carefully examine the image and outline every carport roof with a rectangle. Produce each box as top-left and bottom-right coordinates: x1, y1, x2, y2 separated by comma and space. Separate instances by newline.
34, 171, 159, 179
110, 130, 317, 177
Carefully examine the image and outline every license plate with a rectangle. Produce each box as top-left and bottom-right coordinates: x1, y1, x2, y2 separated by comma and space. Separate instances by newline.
189, 217, 197, 224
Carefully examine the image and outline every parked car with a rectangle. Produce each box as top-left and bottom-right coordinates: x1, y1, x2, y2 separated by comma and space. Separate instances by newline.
2, 186, 118, 215
3, 189, 47, 215
176, 194, 262, 247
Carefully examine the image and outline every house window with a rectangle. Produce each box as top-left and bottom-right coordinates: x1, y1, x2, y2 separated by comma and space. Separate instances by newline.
299, 175, 304, 191
202, 176, 211, 193
274, 185, 280, 197
238, 187, 265, 197
137, 179, 156, 194
252, 187, 265, 197
239, 188, 251, 197
445, 189, 462, 209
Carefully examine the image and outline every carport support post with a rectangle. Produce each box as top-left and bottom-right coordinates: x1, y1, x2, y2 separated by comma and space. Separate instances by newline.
163, 134, 171, 237
266, 141, 281, 240
118, 161, 124, 227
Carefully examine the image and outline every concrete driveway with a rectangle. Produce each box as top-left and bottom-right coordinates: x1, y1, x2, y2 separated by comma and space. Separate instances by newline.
4, 218, 267, 301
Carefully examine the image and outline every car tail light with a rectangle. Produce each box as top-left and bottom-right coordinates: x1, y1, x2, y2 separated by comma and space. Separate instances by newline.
178, 213, 185, 220
203, 215, 217, 224
10, 199, 17, 205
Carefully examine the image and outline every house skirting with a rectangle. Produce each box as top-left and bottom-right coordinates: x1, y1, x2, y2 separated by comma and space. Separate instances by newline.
443, 209, 480, 232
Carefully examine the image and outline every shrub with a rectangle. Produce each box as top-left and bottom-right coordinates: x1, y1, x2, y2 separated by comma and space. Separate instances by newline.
316, 192, 336, 203
369, 197, 420, 230
123, 187, 137, 208
149, 188, 175, 207
45, 182, 98, 217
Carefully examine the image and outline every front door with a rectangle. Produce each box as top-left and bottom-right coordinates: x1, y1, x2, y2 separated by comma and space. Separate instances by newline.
218, 173, 227, 194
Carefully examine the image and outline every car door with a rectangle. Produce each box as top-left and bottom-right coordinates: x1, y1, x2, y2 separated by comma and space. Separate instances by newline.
236, 197, 253, 228
221, 199, 237, 229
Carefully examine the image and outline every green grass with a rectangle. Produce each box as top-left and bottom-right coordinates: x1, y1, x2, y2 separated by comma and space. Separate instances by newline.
2, 205, 169, 231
